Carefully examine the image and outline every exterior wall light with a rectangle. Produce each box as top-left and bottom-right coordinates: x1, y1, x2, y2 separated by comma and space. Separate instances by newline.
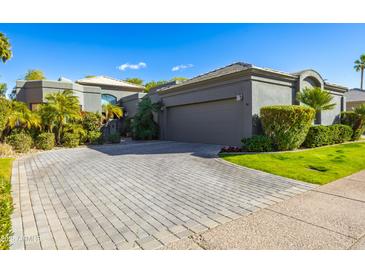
236, 94, 243, 101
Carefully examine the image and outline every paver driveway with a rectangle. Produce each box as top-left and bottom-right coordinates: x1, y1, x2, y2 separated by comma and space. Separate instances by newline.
10, 141, 315, 250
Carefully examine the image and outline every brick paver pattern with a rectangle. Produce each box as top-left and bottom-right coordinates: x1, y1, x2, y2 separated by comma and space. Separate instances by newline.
10, 141, 315, 250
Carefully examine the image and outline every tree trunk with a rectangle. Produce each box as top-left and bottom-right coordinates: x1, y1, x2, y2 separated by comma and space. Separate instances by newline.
361, 69, 364, 90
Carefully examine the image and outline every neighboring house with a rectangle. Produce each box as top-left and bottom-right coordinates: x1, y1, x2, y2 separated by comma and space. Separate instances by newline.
123, 62, 347, 146
344, 88, 365, 110
14, 76, 145, 112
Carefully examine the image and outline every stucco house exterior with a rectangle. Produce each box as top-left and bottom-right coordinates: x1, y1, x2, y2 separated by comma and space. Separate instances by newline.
124, 62, 347, 146
344, 88, 365, 110
14, 76, 145, 112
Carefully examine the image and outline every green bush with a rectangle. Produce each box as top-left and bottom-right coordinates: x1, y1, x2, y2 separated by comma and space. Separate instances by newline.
241, 135, 273, 152
35, 132, 55, 150
303, 126, 330, 147
131, 97, 160, 140
82, 111, 101, 132
329, 124, 353, 144
340, 111, 365, 140
87, 130, 103, 145
108, 132, 121, 143
64, 123, 87, 144
5, 132, 33, 153
0, 97, 11, 136
303, 124, 353, 148
62, 132, 79, 148
260, 105, 315, 151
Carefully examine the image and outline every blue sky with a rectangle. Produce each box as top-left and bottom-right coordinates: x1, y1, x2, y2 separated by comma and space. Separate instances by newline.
1, 24, 365, 94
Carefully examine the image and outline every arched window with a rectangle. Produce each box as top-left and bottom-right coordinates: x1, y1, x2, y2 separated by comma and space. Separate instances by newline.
101, 94, 117, 105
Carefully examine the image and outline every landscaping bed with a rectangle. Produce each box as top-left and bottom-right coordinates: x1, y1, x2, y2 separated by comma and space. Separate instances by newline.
220, 142, 365, 185
0, 158, 14, 249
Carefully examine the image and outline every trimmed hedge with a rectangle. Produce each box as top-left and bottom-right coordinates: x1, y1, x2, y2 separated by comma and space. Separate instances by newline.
5, 132, 33, 153
331, 124, 353, 144
62, 132, 79, 148
340, 111, 365, 140
241, 135, 273, 152
260, 105, 315, 151
35, 132, 55, 150
303, 124, 353, 148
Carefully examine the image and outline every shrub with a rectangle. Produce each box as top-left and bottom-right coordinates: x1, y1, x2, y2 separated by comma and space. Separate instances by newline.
0, 97, 11, 137
241, 135, 273, 152
108, 132, 121, 144
82, 111, 102, 132
0, 143, 13, 157
303, 124, 353, 148
260, 105, 315, 151
340, 111, 365, 140
303, 125, 330, 148
62, 132, 79, 148
220, 146, 243, 153
64, 123, 87, 144
35, 132, 55, 150
87, 130, 103, 145
131, 97, 160, 140
329, 124, 353, 144
5, 132, 33, 153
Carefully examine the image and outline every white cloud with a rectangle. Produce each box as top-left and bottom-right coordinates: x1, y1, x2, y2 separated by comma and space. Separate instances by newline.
171, 64, 194, 72
117, 62, 147, 71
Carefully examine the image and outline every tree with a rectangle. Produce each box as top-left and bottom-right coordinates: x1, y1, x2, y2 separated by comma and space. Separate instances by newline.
85, 75, 96, 78
39, 90, 81, 144
131, 97, 160, 140
296, 87, 336, 124
24, 69, 46, 80
171, 77, 187, 82
124, 78, 144, 86
102, 103, 123, 122
354, 54, 365, 90
5, 100, 40, 133
0, 83, 6, 97
0, 32, 12, 63
144, 80, 168, 92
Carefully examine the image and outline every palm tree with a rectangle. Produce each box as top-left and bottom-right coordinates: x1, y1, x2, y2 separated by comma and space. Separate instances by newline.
354, 103, 365, 134
354, 54, 365, 90
5, 101, 40, 133
102, 103, 123, 122
296, 87, 336, 124
41, 90, 81, 144
0, 32, 12, 63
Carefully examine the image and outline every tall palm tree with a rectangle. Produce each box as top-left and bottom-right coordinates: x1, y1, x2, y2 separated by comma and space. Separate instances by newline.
41, 90, 81, 144
296, 87, 336, 124
354, 54, 365, 90
0, 32, 12, 63
5, 101, 40, 132
102, 103, 123, 122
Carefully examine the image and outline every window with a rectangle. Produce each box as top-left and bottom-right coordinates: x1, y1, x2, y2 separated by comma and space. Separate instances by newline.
101, 94, 117, 105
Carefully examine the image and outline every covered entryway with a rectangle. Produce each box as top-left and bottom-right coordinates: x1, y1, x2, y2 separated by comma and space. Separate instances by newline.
164, 99, 245, 145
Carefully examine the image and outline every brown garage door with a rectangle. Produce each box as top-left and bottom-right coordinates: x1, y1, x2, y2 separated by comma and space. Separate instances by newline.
165, 99, 245, 145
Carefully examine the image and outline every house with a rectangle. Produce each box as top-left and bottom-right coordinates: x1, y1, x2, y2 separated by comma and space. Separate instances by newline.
344, 88, 365, 110
124, 62, 347, 146
13, 76, 145, 112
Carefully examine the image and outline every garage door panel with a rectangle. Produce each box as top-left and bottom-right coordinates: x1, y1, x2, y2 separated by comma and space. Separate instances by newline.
166, 99, 245, 145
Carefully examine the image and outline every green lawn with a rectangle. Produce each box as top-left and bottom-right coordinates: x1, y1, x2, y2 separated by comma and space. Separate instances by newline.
0, 158, 14, 250
220, 142, 365, 185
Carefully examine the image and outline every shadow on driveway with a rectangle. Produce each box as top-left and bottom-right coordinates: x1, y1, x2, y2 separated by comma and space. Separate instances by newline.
86, 140, 222, 158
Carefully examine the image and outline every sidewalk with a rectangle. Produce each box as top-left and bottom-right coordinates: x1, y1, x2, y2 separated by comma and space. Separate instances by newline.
161, 170, 365, 250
